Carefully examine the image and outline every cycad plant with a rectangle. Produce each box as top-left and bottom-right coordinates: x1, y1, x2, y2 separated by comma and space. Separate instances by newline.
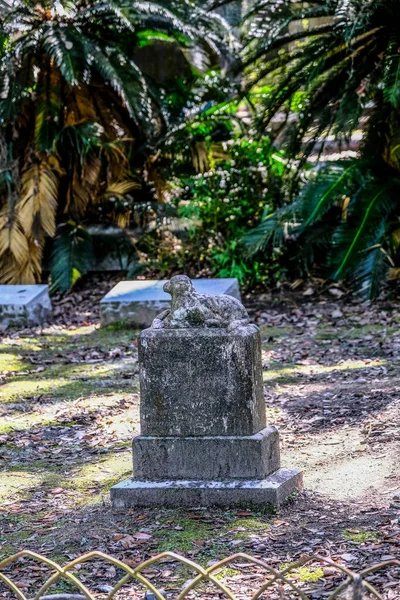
242, 0, 400, 296
0, 0, 232, 290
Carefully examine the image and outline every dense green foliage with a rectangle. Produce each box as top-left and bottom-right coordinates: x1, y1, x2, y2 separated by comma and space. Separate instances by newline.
245, 160, 400, 297
0, 0, 232, 289
172, 138, 286, 286
2, 0, 400, 297
243, 0, 400, 296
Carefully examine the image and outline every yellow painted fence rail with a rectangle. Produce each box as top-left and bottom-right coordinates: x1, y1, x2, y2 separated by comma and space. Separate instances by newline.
0, 550, 399, 600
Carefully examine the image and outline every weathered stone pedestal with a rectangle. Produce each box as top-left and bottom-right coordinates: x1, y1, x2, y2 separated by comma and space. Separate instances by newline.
111, 324, 302, 508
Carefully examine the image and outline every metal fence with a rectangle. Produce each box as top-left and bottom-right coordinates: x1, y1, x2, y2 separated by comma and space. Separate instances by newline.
0, 550, 399, 600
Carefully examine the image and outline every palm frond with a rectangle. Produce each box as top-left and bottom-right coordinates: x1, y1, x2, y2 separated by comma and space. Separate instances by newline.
18, 157, 60, 238
102, 180, 140, 198
0, 216, 29, 266
244, 0, 400, 167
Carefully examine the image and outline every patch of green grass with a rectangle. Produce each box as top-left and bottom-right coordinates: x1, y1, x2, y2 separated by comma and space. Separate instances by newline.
24, 360, 134, 381
0, 544, 19, 560
70, 453, 131, 503
314, 329, 340, 341
229, 517, 268, 530
315, 324, 397, 341
0, 374, 126, 405
263, 359, 387, 384
6, 460, 65, 473
1, 451, 131, 510
343, 529, 379, 543
262, 363, 297, 384
85, 325, 138, 347
52, 583, 76, 593
0, 353, 32, 373
259, 326, 295, 340
0, 511, 39, 558
102, 321, 136, 332
0, 471, 43, 502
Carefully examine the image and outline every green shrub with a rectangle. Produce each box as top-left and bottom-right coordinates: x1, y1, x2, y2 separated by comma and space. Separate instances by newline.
170, 137, 287, 287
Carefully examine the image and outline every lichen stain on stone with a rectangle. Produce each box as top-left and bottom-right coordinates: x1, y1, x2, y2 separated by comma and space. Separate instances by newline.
154, 390, 164, 419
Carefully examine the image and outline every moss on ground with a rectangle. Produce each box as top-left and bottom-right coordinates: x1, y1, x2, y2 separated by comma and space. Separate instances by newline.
281, 563, 324, 582
343, 529, 379, 543
0, 326, 139, 412
154, 517, 215, 553
0, 471, 41, 502
260, 325, 295, 341
214, 567, 241, 580
224, 516, 270, 540
294, 566, 324, 582
1, 315, 397, 572
151, 514, 272, 556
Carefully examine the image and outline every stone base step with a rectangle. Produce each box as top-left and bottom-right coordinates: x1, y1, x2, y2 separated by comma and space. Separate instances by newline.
133, 426, 280, 480
110, 468, 303, 509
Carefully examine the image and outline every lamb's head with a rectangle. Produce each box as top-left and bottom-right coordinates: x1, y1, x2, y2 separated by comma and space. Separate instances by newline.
163, 275, 194, 298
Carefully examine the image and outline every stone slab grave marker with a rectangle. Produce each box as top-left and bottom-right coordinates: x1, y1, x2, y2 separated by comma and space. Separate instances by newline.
0, 285, 52, 328
100, 278, 241, 328
111, 275, 302, 508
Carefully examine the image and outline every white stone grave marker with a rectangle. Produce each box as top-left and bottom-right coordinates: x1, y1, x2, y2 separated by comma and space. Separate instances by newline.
0, 285, 52, 328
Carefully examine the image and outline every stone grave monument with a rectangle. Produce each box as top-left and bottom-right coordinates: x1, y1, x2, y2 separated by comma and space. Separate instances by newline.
0, 285, 52, 328
111, 275, 302, 508
100, 278, 241, 328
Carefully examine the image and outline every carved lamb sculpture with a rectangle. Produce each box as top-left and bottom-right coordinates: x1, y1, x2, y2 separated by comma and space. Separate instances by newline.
152, 275, 249, 331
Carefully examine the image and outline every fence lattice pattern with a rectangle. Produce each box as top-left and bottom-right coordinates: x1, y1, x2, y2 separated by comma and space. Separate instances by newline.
0, 550, 399, 600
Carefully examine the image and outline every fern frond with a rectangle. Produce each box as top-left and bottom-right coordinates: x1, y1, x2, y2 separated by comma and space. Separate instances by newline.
50, 223, 94, 292
331, 184, 397, 280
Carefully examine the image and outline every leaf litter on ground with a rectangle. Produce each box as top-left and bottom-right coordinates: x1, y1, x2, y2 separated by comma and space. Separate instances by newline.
0, 275, 399, 599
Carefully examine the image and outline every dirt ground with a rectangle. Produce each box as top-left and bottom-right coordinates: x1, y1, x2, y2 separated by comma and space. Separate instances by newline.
0, 275, 399, 599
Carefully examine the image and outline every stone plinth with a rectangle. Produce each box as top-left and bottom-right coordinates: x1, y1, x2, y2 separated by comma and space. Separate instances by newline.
0, 285, 52, 328
111, 469, 303, 509
100, 279, 241, 328
111, 323, 302, 508
139, 326, 265, 436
